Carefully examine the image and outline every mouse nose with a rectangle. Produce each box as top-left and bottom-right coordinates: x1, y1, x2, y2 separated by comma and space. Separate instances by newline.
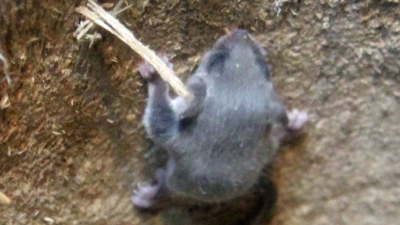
229, 29, 250, 39
214, 29, 253, 50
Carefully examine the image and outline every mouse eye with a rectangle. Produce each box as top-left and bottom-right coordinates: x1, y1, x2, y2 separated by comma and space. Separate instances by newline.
206, 51, 228, 73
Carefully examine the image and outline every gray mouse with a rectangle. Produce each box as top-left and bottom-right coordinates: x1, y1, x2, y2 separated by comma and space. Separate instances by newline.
132, 29, 307, 221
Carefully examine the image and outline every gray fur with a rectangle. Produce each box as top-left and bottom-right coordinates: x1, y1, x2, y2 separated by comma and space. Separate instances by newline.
136, 30, 293, 207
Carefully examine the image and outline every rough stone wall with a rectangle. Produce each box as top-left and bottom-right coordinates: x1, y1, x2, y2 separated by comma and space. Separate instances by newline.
0, 0, 399, 224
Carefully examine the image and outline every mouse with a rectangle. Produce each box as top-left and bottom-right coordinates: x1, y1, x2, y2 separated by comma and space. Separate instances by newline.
132, 29, 307, 223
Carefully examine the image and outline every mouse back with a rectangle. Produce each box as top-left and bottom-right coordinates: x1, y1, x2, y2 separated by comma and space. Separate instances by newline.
165, 30, 285, 202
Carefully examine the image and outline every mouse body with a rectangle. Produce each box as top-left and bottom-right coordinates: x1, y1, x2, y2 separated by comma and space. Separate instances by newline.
132, 30, 307, 213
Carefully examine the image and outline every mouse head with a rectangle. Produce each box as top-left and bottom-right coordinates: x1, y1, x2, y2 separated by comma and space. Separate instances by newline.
197, 29, 270, 81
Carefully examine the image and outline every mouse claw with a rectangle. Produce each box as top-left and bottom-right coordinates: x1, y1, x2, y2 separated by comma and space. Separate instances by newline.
132, 182, 160, 208
131, 194, 153, 208
137, 182, 144, 189
138, 60, 157, 81
138, 54, 173, 81
287, 109, 308, 130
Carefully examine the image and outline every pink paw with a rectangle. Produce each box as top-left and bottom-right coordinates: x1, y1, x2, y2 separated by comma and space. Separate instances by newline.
287, 109, 307, 130
138, 55, 173, 81
131, 183, 160, 208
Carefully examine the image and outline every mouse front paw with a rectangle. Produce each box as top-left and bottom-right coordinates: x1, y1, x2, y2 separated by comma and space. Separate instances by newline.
287, 109, 308, 130
131, 169, 166, 209
138, 54, 174, 81
131, 183, 160, 208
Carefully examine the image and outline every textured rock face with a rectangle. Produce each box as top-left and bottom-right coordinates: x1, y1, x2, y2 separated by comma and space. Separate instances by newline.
0, 1, 399, 225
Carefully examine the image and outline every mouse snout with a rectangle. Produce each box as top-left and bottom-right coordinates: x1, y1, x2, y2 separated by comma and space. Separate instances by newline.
223, 29, 251, 44
228, 29, 250, 40
214, 29, 255, 50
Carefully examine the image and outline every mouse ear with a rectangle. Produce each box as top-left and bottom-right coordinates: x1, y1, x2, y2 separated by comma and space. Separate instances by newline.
178, 77, 207, 120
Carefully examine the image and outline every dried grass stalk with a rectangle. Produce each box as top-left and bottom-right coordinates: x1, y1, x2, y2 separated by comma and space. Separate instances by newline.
75, 0, 192, 101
